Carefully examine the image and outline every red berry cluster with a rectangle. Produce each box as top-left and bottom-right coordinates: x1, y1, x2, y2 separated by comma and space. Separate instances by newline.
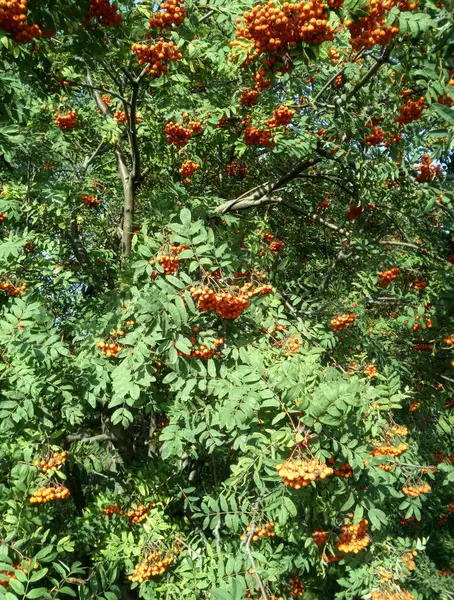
289, 574, 305, 597
29, 485, 71, 504
316, 198, 330, 211
95, 340, 122, 358
402, 483, 431, 497
131, 39, 182, 77
371, 588, 414, 600
240, 522, 275, 542
364, 364, 379, 379
414, 154, 441, 182
128, 550, 175, 582
54, 110, 78, 130
0, 280, 27, 296
394, 95, 426, 124
385, 131, 402, 145
370, 442, 408, 458
0, 0, 42, 43
190, 283, 273, 319
346, 0, 400, 51
226, 160, 249, 178
149, 0, 186, 29
265, 105, 295, 128
101, 94, 111, 106
336, 518, 370, 554
276, 458, 334, 489
234, 1, 334, 60
33, 451, 67, 474
365, 126, 385, 146
413, 279, 427, 291
81, 194, 100, 207
312, 530, 329, 547
89, 0, 122, 26
443, 335, 454, 346
330, 313, 356, 331
244, 125, 275, 147
241, 89, 259, 106
334, 461, 354, 477
275, 334, 302, 357
347, 204, 363, 221
378, 267, 399, 286
164, 121, 194, 148
0, 212, 5, 224
179, 160, 200, 178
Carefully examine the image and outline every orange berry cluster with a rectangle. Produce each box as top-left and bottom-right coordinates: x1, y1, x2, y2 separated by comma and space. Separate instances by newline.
179, 338, 223, 360
170, 244, 188, 255
347, 204, 363, 221
331, 313, 356, 331
269, 240, 284, 252
128, 550, 175, 582
265, 105, 295, 128
328, 46, 339, 61
227, 160, 249, 178
235, 1, 334, 60
336, 518, 370, 554
179, 160, 200, 178
29, 485, 70, 504
244, 125, 275, 147
0, 0, 42, 43
394, 96, 426, 125
365, 126, 385, 146
0, 280, 27, 296
150, 254, 179, 275
241, 89, 259, 106
149, 0, 185, 29
371, 589, 414, 600
127, 505, 150, 524
334, 462, 354, 478
0, 212, 5, 224
317, 198, 330, 211
402, 550, 417, 571
289, 574, 305, 597
102, 504, 125, 517
101, 94, 111, 106
378, 267, 399, 286
413, 279, 427, 291
240, 522, 275, 542
110, 328, 125, 337
378, 463, 394, 471
89, 0, 122, 26
164, 121, 194, 148
443, 335, 454, 345
412, 315, 432, 331
371, 442, 408, 458
364, 364, 378, 379
346, 0, 400, 51
54, 110, 78, 130
132, 39, 182, 77
278, 334, 302, 356
33, 451, 67, 473
190, 283, 273, 319
81, 194, 100, 207
389, 424, 408, 437
415, 154, 441, 182
439, 569, 454, 576
312, 530, 329, 547
402, 483, 431, 497
276, 458, 334, 489
95, 340, 122, 357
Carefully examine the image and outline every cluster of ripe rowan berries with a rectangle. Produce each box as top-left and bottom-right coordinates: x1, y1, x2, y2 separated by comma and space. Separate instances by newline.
346, 0, 400, 51
0, 212, 5, 224
89, 0, 122, 26
102, 504, 125, 517
128, 504, 151, 524
179, 337, 223, 360
190, 283, 273, 319
365, 126, 385, 146
240, 522, 275, 542
438, 502, 454, 525
328, 46, 339, 61
312, 530, 329, 547
148, 0, 185, 29
241, 89, 259, 106
378, 267, 399, 286
128, 550, 175, 582
371, 589, 414, 600
439, 568, 454, 576
276, 458, 334, 489
109, 328, 125, 337
402, 483, 431, 497
265, 105, 295, 128
336, 518, 370, 554
33, 451, 67, 473
29, 485, 70, 504
331, 313, 356, 331
334, 461, 354, 477
276, 334, 302, 357
170, 244, 188, 255
413, 279, 427, 291
101, 94, 111, 106
164, 121, 194, 148
132, 39, 182, 77
0, 563, 39, 588
179, 160, 200, 178
412, 315, 432, 331
347, 204, 363, 221
402, 550, 417, 572
150, 254, 180, 275
0, 0, 42, 43
414, 154, 441, 182
443, 335, 454, 345
389, 424, 408, 437
54, 110, 78, 130
385, 131, 402, 145
394, 95, 426, 125
0, 280, 27, 296
269, 240, 284, 252
95, 340, 122, 357
235, 0, 334, 60
244, 125, 275, 147
371, 442, 408, 458
81, 194, 100, 207
289, 574, 305, 597
316, 198, 330, 211
226, 160, 249, 178
364, 364, 378, 379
